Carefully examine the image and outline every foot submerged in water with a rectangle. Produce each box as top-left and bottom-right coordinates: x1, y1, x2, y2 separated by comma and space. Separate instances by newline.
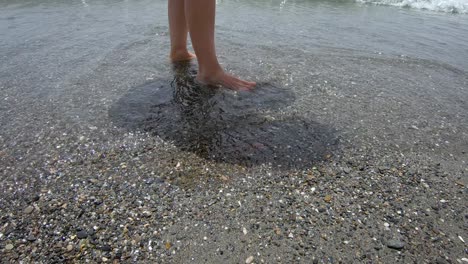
197, 71, 256, 91
169, 51, 255, 91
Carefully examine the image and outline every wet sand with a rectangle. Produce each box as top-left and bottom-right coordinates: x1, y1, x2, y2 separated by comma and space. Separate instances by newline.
1, 0, 467, 263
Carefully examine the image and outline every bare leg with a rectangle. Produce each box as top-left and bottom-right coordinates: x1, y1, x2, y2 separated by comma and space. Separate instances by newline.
168, 0, 195, 61
184, 0, 256, 91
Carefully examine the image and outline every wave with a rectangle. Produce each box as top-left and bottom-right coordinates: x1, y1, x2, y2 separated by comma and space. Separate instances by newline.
356, 0, 468, 13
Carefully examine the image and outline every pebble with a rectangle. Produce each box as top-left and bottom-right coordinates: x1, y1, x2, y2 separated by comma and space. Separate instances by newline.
5, 244, 14, 250
77, 230, 88, 239
66, 244, 73, 252
324, 195, 332, 203
220, 175, 229, 181
246, 256, 254, 264
101, 245, 112, 252
145, 179, 154, 185
24, 206, 34, 214
89, 179, 99, 184
274, 227, 281, 235
343, 167, 351, 174
142, 210, 153, 217
386, 239, 405, 250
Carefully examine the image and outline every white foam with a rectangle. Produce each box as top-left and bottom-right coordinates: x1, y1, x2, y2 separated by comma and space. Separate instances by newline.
356, 0, 468, 13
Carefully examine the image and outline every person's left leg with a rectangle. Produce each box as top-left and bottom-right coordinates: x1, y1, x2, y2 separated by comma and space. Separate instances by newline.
168, 0, 195, 61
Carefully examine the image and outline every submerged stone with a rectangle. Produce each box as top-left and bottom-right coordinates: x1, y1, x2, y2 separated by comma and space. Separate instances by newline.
386, 239, 405, 250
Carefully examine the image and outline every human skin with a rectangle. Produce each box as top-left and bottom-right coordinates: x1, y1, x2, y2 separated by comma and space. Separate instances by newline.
168, 0, 256, 91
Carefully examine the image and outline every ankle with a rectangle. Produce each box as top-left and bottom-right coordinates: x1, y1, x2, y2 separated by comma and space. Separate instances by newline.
170, 48, 188, 56
170, 49, 196, 62
197, 66, 224, 81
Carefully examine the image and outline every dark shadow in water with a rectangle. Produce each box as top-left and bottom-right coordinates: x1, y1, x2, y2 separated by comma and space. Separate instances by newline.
109, 61, 339, 170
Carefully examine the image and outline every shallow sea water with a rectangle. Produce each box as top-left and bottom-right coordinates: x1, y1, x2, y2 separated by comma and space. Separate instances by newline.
1, 0, 467, 170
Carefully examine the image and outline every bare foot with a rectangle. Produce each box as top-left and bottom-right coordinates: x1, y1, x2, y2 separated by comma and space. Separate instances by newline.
170, 50, 196, 62
197, 70, 256, 91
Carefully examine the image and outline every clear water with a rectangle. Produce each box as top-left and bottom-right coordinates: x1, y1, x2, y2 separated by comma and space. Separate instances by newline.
109, 62, 338, 169
1, 0, 467, 170
216, 0, 468, 70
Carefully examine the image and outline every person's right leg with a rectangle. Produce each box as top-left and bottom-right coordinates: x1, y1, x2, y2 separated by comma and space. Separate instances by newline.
168, 0, 195, 61
184, 0, 256, 91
